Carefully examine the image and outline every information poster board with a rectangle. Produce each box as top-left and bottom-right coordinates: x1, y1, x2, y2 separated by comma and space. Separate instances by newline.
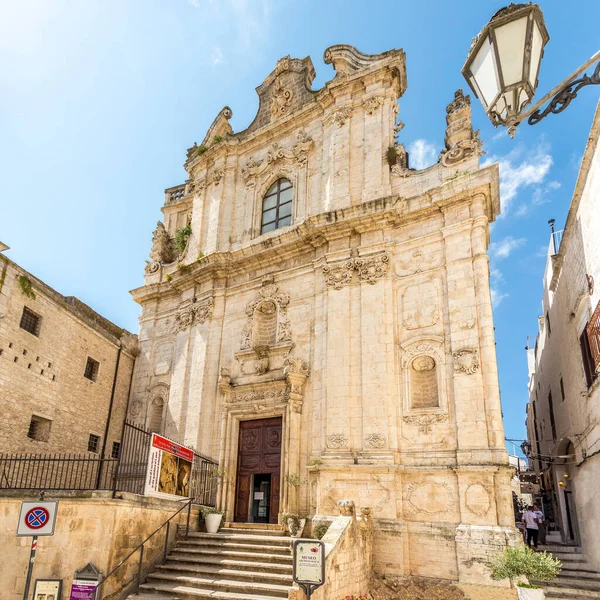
144, 433, 194, 500
292, 539, 325, 586
33, 579, 62, 600
68, 580, 97, 600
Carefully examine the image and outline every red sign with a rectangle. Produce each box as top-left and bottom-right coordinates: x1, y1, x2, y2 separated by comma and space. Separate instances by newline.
25, 507, 50, 529
151, 434, 194, 462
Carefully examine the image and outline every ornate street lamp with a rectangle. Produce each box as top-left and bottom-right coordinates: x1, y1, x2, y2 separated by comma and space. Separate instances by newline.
520, 440, 532, 457
463, 3, 600, 137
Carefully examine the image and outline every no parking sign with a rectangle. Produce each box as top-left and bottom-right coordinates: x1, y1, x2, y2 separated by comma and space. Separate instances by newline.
17, 501, 58, 536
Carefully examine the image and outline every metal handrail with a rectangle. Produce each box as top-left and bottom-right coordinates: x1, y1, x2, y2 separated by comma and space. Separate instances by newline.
96, 498, 193, 599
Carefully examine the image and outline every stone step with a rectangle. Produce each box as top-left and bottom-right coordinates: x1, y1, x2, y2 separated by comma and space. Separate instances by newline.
167, 553, 293, 573
188, 532, 291, 546
542, 583, 600, 598
542, 545, 583, 554
169, 547, 292, 564
561, 569, 600, 580
223, 522, 286, 531
222, 527, 287, 537
554, 553, 586, 562
179, 539, 291, 554
156, 563, 293, 586
138, 582, 285, 600
146, 572, 290, 598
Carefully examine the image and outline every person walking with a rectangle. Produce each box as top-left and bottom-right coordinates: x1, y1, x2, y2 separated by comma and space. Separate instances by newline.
522, 506, 539, 550
533, 504, 546, 545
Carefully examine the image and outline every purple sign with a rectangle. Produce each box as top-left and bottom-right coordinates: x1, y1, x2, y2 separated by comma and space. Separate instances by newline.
69, 581, 97, 600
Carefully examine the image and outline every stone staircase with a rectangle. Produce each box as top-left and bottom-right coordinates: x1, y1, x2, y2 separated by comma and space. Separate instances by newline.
131, 523, 293, 600
533, 542, 600, 599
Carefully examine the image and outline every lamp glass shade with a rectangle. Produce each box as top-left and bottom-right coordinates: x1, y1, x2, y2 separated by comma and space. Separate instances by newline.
495, 16, 528, 86
469, 36, 499, 108
462, 4, 549, 133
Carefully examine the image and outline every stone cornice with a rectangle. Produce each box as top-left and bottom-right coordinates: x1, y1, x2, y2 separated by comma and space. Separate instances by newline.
132, 180, 495, 305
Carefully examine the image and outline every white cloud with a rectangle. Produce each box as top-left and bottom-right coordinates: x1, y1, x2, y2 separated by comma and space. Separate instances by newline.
491, 288, 509, 309
489, 236, 527, 261
187, 0, 200, 6
210, 46, 224, 66
483, 144, 553, 215
408, 139, 438, 170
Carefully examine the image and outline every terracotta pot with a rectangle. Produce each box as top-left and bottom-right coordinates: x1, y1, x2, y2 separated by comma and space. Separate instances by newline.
517, 586, 545, 600
205, 513, 223, 533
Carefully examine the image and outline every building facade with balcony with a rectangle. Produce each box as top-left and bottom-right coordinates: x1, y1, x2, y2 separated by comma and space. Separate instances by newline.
526, 102, 600, 567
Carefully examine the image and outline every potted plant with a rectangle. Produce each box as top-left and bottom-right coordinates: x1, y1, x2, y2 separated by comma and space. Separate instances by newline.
283, 513, 307, 538
489, 546, 561, 600
201, 507, 224, 534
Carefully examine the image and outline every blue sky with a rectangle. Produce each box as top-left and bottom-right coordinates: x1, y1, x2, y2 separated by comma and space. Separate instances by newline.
1, 0, 599, 449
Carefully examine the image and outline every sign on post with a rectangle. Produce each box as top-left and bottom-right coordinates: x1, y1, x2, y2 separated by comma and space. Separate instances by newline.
17, 501, 58, 537
292, 539, 325, 600
69, 580, 98, 600
144, 433, 194, 500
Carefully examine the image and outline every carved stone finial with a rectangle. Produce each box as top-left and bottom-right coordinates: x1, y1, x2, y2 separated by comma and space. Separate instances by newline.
338, 500, 355, 517
439, 89, 485, 167
146, 222, 174, 273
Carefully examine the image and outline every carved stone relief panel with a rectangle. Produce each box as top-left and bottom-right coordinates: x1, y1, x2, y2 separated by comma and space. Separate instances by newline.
364, 433, 386, 449
452, 348, 480, 375
404, 480, 458, 520
400, 279, 440, 330
409, 355, 439, 409
395, 246, 443, 278
322, 250, 390, 289
153, 342, 173, 376
326, 434, 348, 449
464, 482, 492, 517
173, 296, 214, 333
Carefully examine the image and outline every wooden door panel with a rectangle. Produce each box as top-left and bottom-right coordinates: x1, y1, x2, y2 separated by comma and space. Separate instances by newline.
270, 471, 280, 524
234, 473, 251, 523
235, 417, 282, 523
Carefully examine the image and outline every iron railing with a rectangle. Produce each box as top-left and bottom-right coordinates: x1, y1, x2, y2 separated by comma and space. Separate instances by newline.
95, 498, 194, 600
0, 421, 218, 505
0, 453, 117, 490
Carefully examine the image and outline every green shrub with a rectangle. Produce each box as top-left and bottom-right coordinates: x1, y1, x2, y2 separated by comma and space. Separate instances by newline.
283, 513, 306, 536
174, 225, 192, 254
213, 135, 224, 144
18, 275, 36, 299
489, 546, 561, 587
200, 506, 223, 519
195, 144, 207, 157
312, 521, 331, 540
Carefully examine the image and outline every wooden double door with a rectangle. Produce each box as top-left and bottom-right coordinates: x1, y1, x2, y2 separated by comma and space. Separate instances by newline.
234, 417, 282, 524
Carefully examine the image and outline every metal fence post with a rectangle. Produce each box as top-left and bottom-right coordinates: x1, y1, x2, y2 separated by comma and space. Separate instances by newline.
186, 500, 192, 537
163, 521, 170, 563
136, 545, 144, 594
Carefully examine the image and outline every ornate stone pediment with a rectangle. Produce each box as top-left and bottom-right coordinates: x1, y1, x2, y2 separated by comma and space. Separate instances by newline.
242, 130, 314, 185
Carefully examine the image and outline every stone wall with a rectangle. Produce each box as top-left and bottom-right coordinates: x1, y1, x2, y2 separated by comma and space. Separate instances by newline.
0, 492, 200, 600
0, 254, 136, 456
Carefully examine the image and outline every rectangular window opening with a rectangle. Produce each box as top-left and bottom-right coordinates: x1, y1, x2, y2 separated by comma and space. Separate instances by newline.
88, 434, 100, 453
580, 326, 596, 388
560, 376, 566, 402
27, 415, 52, 442
111, 441, 121, 459
20, 307, 41, 337
84, 357, 100, 381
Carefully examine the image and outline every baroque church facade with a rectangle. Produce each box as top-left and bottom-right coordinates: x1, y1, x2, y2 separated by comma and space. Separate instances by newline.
129, 45, 519, 582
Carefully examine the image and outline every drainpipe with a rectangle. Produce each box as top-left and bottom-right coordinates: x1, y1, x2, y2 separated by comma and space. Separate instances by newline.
96, 343, 122, 489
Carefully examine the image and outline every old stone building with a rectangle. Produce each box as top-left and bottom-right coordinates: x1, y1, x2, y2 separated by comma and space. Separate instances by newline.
129, 45, 519, 584
0, 243, 137, 455
526, 102, 600, 568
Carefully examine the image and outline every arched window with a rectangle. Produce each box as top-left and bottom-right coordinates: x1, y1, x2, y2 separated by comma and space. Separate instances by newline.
410, 355, 439, 409
261, 178, 293, 234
